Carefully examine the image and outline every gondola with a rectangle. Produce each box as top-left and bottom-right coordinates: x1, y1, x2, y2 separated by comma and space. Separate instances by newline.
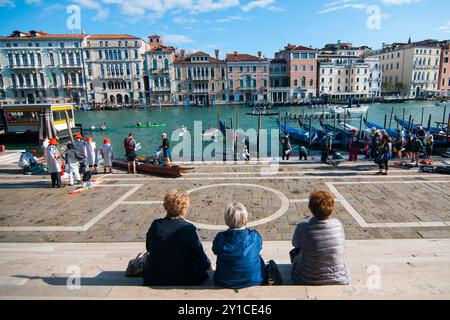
279, 122, 314, 143
112, 160, 192, 178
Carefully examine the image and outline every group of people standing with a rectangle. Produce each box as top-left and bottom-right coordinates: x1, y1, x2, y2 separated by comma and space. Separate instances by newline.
43, 134, 113, 188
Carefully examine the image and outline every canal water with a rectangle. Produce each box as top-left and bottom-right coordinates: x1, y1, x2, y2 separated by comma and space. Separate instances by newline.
5, 101, 448, 160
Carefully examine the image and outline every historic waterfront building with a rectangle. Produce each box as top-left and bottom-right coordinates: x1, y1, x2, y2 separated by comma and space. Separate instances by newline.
0, 30, 87, 105
318, 53, 381, 100
225, 52, 270, 103
375, 40, 441, 98
173, 50, 227, 106
269, 58, 290, 103
84, 34, 146, 107
274, 45, 318, 101
438, 41, 450, 97
143, 35, 177, 105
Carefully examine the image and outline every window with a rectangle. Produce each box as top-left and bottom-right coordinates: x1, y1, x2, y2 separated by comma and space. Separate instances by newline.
301, 53, 307, 59
99, 50, 102, 59
60, 42, 64, 48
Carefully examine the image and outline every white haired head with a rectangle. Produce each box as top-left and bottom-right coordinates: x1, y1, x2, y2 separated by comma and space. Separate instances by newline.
224, 202, 248, 229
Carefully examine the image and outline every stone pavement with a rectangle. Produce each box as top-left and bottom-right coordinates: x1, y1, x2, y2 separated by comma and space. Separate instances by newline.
1, 154, 450, 242
1, 151, 450, 299
0, 239, 449, 300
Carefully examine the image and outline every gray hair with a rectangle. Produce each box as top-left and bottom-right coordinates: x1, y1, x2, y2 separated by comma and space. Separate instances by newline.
224, 202, 248, 229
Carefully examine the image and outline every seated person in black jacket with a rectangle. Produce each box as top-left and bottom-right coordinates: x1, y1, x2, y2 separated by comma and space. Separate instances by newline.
143, 189, 211, 286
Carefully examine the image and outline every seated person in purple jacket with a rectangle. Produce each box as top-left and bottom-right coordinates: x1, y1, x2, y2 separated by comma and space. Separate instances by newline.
144, 190, 211, 286
213, 202, 267, 289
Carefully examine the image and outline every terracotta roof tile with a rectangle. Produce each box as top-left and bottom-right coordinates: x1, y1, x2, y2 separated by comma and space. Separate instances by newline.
87, 34, 139, 40
225, 53, 267, 62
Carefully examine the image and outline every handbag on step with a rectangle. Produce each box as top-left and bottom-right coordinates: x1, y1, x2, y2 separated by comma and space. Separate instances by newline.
125, 252, 149, 278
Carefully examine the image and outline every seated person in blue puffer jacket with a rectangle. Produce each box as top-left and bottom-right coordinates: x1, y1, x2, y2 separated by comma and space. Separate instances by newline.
213, 202, 267, 289
291, 190, 351, 285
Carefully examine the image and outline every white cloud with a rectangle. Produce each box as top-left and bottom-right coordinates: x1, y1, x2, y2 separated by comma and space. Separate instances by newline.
382, 0, 420, 5
437, 20, 450, 34
318, 2, 368, 14
216, 15, 243, 23
241, 0, 274, 12
163, 34, 193, 44
25, 0, 42, 4
0, 0, 15, 7
72, 0, 110, 20
172, 16, 198, 24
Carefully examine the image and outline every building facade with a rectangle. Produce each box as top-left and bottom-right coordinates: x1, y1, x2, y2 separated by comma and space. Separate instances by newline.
274, 45, 318, 101
376, 40, 441, 97
144, 35, 177, 105
174, 50, 227, 106
438, 41, 450, 97
0, 30, 87, 105
84, 34, 146, 107
225, 52, 270, 103
269, 59, 290, 103
318, 54, 381, 99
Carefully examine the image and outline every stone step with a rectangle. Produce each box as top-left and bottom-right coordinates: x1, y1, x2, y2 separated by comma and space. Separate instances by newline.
0, 239, 449, 299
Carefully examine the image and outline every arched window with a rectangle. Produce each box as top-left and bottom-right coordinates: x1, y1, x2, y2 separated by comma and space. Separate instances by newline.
152, 59, 157, 70
211, 67, 215, 79
177, 67, 181, 80
221, 67, 225, 78
164, 59, 169, 69
201, 67, 205, 77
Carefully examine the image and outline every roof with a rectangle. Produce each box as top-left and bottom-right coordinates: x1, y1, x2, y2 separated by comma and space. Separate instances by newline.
87, 34, 139, 40
148, 45, 176, 53
0, 31, 87, 40
225, 53, 268, 62
174, 51, 224, 63
270, 59, 287, 64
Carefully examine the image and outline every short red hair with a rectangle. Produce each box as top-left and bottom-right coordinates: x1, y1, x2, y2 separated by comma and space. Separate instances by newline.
308, 191, 335, 220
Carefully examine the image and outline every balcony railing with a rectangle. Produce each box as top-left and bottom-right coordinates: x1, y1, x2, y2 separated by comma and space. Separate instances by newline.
8, 64, 43, 69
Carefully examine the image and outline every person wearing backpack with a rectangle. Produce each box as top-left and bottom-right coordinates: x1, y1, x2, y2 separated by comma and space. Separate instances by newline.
412, 136, 423, 167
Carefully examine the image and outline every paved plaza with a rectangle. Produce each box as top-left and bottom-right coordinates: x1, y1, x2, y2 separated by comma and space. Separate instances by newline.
1, 156, 450, 243
1, 151, 450, 299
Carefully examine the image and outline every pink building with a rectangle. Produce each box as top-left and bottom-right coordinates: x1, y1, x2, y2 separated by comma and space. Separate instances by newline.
225, 52, 270, 103
439, 42, 450, 97
275, 44, 318, 101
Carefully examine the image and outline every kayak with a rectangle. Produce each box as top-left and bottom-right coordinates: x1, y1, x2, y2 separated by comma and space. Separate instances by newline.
125, 124, 166, 128
112, 160, 192, 178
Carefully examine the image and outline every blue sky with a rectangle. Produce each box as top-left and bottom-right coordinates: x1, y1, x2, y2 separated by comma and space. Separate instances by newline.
0, 0, 449, 57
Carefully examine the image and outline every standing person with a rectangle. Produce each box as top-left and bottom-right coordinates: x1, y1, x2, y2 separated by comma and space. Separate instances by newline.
364, 136, 371, 159
63, 143, 83, 186
161, 133, 171, 164
124, 133, 137, 174
412, 136, 423, 167
417, 126, 426, 144
348, 129, 359, 162
281, 132, 292, 161
45, 138, 63, 188
73, 134, 87, 172
321, 133, 333, 164
101, 138, 113, 174
394, 130, 404, 159
425, 133, 434, 159
85, 137, 98, 174
369, 129, 379, 160
376, 133, 392, 176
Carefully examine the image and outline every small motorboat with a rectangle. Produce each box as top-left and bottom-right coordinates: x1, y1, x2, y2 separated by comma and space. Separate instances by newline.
330, 104, 369, 114
113, 160, 192, 178
179, 126, 188, 137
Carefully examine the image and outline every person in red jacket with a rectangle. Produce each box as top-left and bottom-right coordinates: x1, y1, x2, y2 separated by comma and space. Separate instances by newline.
348, 129, 359, 162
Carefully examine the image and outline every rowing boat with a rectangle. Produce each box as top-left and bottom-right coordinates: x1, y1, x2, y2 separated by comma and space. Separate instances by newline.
125, 123, 166, 129
112, 160, 192, 178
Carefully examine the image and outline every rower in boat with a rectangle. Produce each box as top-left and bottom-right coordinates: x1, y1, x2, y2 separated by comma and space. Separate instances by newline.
90, 124, 96, 131
100, 123, 107, 131
137, 121, 142, 127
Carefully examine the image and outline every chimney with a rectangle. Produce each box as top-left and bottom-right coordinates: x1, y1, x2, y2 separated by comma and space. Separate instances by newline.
215, 49, 220, 59
258, 51, 262, 58
180, 49, 185, 57
234, 51, 238, 56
